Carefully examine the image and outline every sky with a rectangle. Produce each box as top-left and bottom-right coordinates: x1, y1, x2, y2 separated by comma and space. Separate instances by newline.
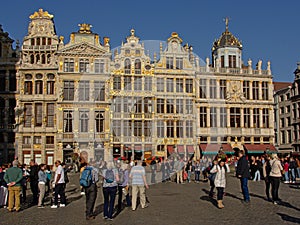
0, 0, 299, 82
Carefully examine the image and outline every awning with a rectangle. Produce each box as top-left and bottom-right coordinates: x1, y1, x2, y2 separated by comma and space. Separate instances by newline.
144, 144, 152, 151
243, 144, 277, 154
186, 145, 194, 154
134, 145, 142, 152
177, 145, 184, 154
167, 145, 174, 154
200, 144, 233, 154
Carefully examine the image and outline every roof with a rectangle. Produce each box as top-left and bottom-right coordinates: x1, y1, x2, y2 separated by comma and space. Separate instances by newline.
273, 82, 292, 91
212, 29, 242, 50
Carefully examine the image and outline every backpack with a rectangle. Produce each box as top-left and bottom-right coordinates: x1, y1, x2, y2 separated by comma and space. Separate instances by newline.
105, 169, 115, 183
79, 167, 93, 187
118, 169, 125, 185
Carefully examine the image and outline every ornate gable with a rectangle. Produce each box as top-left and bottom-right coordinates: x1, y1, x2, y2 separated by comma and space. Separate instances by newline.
58, 42, 108, 56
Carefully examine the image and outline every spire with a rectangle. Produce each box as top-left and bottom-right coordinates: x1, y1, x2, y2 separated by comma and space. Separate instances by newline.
224, 17, 230, 31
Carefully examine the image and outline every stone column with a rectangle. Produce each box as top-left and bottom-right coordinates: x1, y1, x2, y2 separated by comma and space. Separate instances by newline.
249, 81, 253, 100
250, 108, 254, 128
216, 79, 220, 99
227, 107, 230, 128
258, 81, 262, 100
207, 107, 210, 127
240, 107, 244, 128
216, 107, 220, 127
259, 108, 263, 128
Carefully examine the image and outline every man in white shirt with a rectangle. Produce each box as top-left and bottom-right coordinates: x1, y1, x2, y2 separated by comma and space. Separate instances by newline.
51, 160, 66, 208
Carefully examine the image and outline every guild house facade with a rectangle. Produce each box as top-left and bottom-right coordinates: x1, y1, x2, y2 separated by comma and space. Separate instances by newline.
13, 9, 276, 166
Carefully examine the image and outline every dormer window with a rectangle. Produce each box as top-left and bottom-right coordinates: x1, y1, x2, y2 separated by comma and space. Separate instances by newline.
229, 55, 236, 68
79, 59, 89, 73
124, 59, 131, 74
134, 59, 141, 74
166, 57, 174, 69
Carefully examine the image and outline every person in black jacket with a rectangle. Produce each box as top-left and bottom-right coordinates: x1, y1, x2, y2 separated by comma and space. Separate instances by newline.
29, 160, 39, 205
236, 150, 251, 203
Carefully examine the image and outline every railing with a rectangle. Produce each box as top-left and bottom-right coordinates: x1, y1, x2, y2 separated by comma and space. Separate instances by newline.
22, 144, 31, 148
45, 144, 55, 149
22, 45, 57, 51
63, 133, 74, 139
197, 66, 270, 76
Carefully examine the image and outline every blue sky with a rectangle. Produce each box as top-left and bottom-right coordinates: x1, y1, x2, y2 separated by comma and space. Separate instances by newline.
1, 0, 299, 82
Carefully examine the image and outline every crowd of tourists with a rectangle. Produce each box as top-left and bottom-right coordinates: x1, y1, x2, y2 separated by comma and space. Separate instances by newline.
0, 149, 299, 219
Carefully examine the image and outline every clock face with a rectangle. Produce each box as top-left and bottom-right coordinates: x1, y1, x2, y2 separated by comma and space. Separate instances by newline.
115, 63, 120, 69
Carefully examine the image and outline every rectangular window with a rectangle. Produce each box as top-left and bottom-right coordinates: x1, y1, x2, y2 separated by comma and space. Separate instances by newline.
221, 56, 225, 68
94, 59, 104, 73
157, 78, 164, 92
262, 108, 269, 128
9, 73, 16, 91
63, 81, 74, 101
186, 120, 193, 138
47, 103, 54, 127
46, 136, 54, 144
209, 79, 217, 99
228, 55, 236, 68
114, 98, 122, 112
280, 118, 285, 128
123, 97, 132, 113
134, 76, 142, 91
253, 108, 260, 128
281, 131, 285, 144
166, 120, 174, 137
166, 57, 174, 69
210, 107, 217, 127
252, 81, 259, 100
0, 73, 5, 91
94, 81, 105, 101
243, 81, 250, 100
199, 79, 206, 98
79, 59, 90, 73
230, 108, 240, 128
123, 120, 131, 136
79, 110, 89, 132
8, 99, 16, 125
144, 121, 152, 137
134, 121, 142, 137
185, 99, 193, 114
199, 107, 207, 127
220, 107, 227, 127
35, 80, 43, 94
157, 99, 164, 113
220, 80, 226, 99
176, 121, 183, 138
34, 136, 42, 144
167, 99, 174, 114
176, 78, 184, 92
47, 81, 55, 95
134, 97, 143, 113
157, 120, 164, 138
79, 81, 90, 101
112, 120, 121, 137
144, 77, 152, 91
24, 81, 33, 95
23, 136, 31, 144
24, 104, 32, 127
262, 81, 268, 100
63, 110, 73, 132
176, 99, 183, 114
244, 108, 250, 128
185, 79, 193, 93
176, 58, 183, 69
124, 76, 132, 91
64, 58, 74, 72
167, 78, 174, 92
113, 77, 121, 90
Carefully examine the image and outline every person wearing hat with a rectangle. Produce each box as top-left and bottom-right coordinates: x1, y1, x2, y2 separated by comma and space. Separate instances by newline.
4, 160, 23, 212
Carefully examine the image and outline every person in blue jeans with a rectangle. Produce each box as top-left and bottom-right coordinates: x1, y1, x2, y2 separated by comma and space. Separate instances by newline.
101, 162, 119, 221
236, 150, 251, 203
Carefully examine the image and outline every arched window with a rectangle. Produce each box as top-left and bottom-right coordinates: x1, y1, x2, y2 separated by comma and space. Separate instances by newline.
95, 112, 104, 132
47, 74, 55, 95
31, 38, 35, 46
30, 54, 35, 64
80, 112, 89, 132
64, 111, 73, 132
41, 54, 46, 64
124, 59, 131, 74
135, 59, 141, 74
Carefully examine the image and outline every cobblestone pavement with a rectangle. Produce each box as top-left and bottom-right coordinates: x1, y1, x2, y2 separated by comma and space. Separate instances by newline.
1, 172, 299, 225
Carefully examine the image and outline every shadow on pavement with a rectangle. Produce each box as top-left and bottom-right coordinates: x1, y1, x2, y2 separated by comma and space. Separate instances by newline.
224, 192, 243, 201
277, 213, 300, 223
94, 203, 104, 216
278, 201, 300, 212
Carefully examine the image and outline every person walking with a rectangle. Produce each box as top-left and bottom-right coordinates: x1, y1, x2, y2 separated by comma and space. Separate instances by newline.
4, 160, 23, 212
208, 160, 218, 198
101, 161, 119, 221
37, 164, 47, 208
51, 160, 66, 208
130, 160, 149, 211
269, 154, 283, 205
236, 150, 251, 203
210, 159, 228, 209
262, 155, 272, 201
